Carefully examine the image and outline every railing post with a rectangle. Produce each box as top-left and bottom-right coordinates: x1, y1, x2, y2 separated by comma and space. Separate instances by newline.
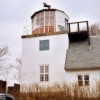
77, 22, 80, 32
87, 21, 90, 45
68, 23, 70, 33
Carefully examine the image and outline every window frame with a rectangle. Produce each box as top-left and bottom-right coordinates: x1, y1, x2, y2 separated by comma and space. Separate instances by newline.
78, 75, 83, 86
39, 40, 49, 51
84, 75, 89, 86
36, 12, 44, 27
40, 65, 49, 82
77, 74, 89, 86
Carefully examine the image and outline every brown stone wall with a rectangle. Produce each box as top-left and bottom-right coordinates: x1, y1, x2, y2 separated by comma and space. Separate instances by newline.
0, 80, 6, 93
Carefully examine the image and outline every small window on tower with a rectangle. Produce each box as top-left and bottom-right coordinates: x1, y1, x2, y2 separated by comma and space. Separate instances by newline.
39, 40, 49, 51
40, 65, 49, 82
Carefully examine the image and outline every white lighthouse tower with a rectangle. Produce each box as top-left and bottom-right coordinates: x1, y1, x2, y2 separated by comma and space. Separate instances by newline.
21, 3, 69, 85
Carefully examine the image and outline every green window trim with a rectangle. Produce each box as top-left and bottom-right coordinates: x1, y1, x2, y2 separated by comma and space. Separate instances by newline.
39, 40, 49, 51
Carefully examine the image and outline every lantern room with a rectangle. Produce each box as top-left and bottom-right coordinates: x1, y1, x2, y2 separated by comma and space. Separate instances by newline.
31, 3, 69, 35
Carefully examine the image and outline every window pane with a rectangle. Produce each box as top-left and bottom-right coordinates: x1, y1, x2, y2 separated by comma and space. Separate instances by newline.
45, 16, 49, 21
78, 80, 83, 86
49, 22, 54, 26
40, 40, 49, 51
41, 12, 44, 17
45, 66, 48, 73
45, 21, 49, 26
40, 65, 49, 82
78, 75, 82, 80
50, 11, 55, 16
40, 66, 44, 73
36, 22, 40, 26
40, 21, 44, 26
40, 17, 44, 21
84, 75, 89, 86
78, 75, 83, 86
37, 13, 40, 18
85, 81, 89, 86
40, 27, 44, 33
45, 74, 49, 81
84, 75, 89, 80
50, 16, 55, 21
40, 74, 44, 81
36, 18, 40, 22
45, 11, 49, 16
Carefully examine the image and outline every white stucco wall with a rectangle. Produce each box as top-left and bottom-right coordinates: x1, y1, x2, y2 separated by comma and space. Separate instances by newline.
21, 32, 100, 89
65, 70, 100, 89
21, 33, 69, 85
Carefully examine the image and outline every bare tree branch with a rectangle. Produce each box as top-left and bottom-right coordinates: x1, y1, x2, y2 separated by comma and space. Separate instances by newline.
89, 23, 100, 36
9, 57, 21, 82
0, 45, 10, 80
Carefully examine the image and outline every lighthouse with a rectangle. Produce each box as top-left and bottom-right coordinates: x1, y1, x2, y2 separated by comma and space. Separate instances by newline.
21, 3, 69, 85
21, 3, 100, 91
31, 3, 69, 36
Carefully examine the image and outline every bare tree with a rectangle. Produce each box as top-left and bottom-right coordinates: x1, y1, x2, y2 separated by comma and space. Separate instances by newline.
15, 58, 21, 82
9, 58, 21, 82
89, 23, 100, 36
0, 45, 10, 80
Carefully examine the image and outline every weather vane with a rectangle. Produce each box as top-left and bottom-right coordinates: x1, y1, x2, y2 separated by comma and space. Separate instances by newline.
43, 2, 51, 9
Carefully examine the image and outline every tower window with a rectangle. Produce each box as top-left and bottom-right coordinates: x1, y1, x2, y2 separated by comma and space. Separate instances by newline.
39, 40, 49, 51
40, 65, 49, 82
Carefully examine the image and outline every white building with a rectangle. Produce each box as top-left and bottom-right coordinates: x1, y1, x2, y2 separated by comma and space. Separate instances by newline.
21, 5, 100, 89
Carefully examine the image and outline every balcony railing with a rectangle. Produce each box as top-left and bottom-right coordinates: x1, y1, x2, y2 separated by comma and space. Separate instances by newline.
68, 21, 90, 45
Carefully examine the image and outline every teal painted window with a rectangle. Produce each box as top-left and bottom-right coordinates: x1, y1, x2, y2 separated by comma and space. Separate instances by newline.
40, 40, 49, 51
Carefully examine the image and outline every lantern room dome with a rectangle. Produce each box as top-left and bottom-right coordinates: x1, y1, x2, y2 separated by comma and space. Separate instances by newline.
31, 8, 69, 35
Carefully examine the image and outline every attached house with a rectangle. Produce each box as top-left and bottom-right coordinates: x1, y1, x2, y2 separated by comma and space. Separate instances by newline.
65, 36, 100, 87
21, 5, 100, 88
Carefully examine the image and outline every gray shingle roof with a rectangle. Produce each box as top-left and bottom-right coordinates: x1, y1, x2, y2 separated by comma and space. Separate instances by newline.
65, 36, 100, 71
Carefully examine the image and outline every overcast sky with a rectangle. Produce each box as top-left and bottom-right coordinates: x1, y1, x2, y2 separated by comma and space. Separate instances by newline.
0, 0, 100, 58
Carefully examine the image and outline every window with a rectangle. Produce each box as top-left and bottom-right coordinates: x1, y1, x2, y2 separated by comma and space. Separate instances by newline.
45, 11, 55, 24
45, 11, 55, 32
78, 75, 83, 86
36, 12, 44, 27
84, 75, 89, 86
39, 40, 49, 51
78, 75, 89, 86
40, 65, 49, 82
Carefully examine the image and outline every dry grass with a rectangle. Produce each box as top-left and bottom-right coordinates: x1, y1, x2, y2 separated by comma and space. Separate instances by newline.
13, 81, 100, 100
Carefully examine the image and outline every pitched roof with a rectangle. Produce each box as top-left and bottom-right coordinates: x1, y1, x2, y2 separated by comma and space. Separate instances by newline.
65, 36, 100, 71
